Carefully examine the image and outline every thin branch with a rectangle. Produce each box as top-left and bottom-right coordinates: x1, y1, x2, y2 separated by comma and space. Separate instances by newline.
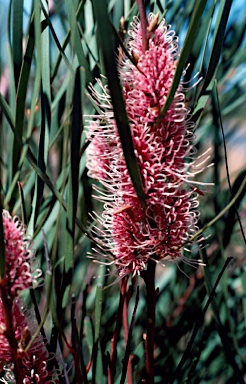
108, 278, 128, 384
142, 260, 156, 384
120, 287, 139, 384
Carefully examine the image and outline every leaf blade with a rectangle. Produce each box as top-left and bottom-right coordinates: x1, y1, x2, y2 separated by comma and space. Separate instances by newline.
156, 0, 208, 123
92, 0, 146, 209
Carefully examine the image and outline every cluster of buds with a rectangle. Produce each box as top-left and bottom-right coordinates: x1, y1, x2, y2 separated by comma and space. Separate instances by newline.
0, 210, 58, 383
86, 14, 208, 278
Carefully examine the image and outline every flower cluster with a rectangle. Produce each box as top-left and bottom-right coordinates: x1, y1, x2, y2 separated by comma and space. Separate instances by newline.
2, 210, 41, 297
0, 210, 58, 383
86, 15, 207, 278
0, 298, 58, 384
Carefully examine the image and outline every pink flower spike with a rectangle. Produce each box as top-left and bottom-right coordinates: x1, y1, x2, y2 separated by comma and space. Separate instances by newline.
0, 297, 59, 383
2, 210, 42, 297
86, 14, 210, 278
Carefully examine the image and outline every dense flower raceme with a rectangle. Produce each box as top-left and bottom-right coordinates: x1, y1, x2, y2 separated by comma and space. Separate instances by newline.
0, 298, 59, 384
86, 15, 209, 277
2, 210, 42, 297
0, 211, 58, 383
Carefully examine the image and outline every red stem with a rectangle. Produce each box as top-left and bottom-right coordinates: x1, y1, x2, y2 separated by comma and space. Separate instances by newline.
108, 278, 127, 384
136, 0, 149, 53
143, 260, 156, 384
123, 293, 133, 384
0, 284, 24, 384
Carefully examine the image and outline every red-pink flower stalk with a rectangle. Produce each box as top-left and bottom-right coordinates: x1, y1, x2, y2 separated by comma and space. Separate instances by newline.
0, 297, 59, 383
86, 15, 208, 278
1, 210, 41, 297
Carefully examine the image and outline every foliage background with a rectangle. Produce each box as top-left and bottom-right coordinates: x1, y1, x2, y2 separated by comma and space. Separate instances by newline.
0, 0, 245, 383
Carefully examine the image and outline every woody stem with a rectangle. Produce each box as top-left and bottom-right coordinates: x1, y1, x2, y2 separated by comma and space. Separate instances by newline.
143, 259, 156, 384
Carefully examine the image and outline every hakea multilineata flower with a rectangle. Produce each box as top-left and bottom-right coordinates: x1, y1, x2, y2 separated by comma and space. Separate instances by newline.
0, 298, 59, 383
86, 14, 209, 278
1, 209, 42, 297
0, 210, 58, 383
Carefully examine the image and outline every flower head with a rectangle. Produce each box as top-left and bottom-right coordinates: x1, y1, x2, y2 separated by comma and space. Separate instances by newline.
1, 210, 42, 297
86, 15, 208, 277
0, 297, 59, 383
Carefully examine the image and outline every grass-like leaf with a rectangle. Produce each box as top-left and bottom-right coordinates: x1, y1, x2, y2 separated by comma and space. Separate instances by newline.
94, 284, 103, 382
92, 0, 146, 210
12, 0, 23, 88
62, 67, 85, 308
156, 0, 208, 123
64, 0, 93, 84
200, 0, 233, 94
11, 13, 35, 204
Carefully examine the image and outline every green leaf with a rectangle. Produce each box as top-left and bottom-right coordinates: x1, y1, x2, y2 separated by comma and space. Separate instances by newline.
222, 93, 246, 118
156, 0, 208, 123
184, 0, 214, 90
24, 269, 53, 353
61, 67, 85, 309
34, 0, 51, 223
200, 248, 244, 380
95, 284, 103, 341
174, 257, 233, 382
17, 181, 27, 224
192, 78, 215, 124
187, 174, 246, 245
222, 170, 246, 248
193, 0, 234, 122
12, 0, 23, 88
64, 0, 93, 84
84, 316, 94, 356
95, 346, 103, 383
92, 0, 146, 210
12, 12, 35, 201
66, 67, 84, 268
40, 2, 74, 81
70, 67, 85, 223
0, 95, 81, 241
200, 0, 233, 94
0, 94, 14, 130
89, 284, 103, 382
8, 2, 53, 214
29, 0, 49, 232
